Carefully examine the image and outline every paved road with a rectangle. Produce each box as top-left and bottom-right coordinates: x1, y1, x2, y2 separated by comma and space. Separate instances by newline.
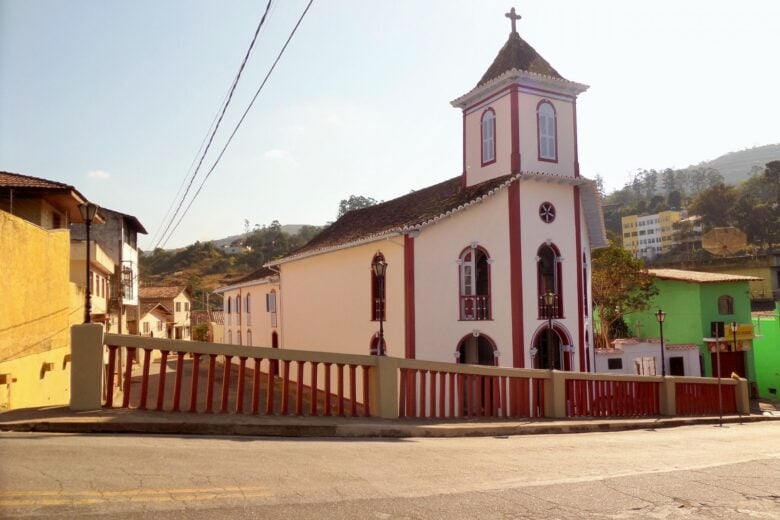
1, 422, 779, 518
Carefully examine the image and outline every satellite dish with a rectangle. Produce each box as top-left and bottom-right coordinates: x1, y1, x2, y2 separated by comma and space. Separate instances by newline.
702, 227, 747, 256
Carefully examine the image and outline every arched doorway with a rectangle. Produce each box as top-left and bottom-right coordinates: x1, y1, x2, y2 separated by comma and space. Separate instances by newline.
457, 334, 497, 366
533, 324, 573, 370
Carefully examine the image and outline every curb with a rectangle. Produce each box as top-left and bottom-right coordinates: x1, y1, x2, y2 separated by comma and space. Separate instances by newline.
1, 414, 776, 438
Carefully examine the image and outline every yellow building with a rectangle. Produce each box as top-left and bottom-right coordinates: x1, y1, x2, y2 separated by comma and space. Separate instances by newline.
621, 210, 683, 260
0, 171, 95, 410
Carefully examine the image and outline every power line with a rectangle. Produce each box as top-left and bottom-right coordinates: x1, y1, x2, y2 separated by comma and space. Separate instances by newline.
159, 0, 315, 249
153, 0, 274, 250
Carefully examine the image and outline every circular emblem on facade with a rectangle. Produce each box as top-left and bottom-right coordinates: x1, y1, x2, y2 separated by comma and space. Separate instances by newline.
539, 202, 556, 223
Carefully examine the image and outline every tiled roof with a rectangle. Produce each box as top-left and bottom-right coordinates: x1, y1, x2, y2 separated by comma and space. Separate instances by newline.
127, 302, 172, 321
649, 269, 762, 284
277, 174, 514, 262
139, 285, 189, 300
477, 32, 563, 87
0, 170, 75, 190
229, 266, 277, 285
98, 207, 148, 234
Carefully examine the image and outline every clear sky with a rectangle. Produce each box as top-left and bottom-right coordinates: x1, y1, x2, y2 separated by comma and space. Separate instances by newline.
2, 1, 778, 249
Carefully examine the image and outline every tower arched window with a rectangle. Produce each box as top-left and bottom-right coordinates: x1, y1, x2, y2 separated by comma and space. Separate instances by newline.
371, 253, 386, 321
459, 245, 491, 320
481, 109, 496, 165
537, 101, 557, 162
537, 243, 563, 318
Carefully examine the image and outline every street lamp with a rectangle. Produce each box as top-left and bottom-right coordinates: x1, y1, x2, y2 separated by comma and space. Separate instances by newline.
544, 291, 556, 369
730, 321, 739, 354
655, 309, 666, 377
372, 258, 388, 355
78, 202, 99, 324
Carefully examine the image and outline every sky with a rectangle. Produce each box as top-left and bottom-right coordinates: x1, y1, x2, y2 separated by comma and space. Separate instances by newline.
1, 1, 779, 250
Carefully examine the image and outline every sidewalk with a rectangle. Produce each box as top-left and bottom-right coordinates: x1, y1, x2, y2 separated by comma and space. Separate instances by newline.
1, 406, 778, 438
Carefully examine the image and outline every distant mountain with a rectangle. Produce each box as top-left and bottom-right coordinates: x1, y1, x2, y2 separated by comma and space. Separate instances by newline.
698, 143, 780, 185
194, 225, 309, 250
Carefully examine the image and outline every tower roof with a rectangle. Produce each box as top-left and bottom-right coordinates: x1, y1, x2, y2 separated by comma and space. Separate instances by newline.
477, 31, 564, 87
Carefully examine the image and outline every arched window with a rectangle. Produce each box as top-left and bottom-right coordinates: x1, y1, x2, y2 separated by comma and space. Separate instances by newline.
718, 295, 734, 315
371, 253, 386, 321
227, 330, 232, 344
246, 330, 252, 346
537, 243, 563, 318
245, 293, 251, 314
481, 109, 496, 165
582, 251, 588, 317
537, 101, 557, 162
459, 245, 491, 320
237, 330, 242, 346
235, 295, 241, 315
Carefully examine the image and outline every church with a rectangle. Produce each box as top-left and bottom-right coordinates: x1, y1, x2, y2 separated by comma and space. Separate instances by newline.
216, 9, 607, 372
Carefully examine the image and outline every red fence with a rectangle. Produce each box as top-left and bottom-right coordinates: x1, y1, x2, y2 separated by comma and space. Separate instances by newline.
675, 382, 737, 416
398, 368, 545, 419
565, 379, 660, 418
104, 343, 372, 418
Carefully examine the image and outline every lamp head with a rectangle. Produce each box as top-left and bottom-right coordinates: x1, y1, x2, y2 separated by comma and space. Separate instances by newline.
78, 202, 99, 223
730, 321, 738, 333
543, 291, 555, 306
372, 258, 387, 278
655, 309, 666, 323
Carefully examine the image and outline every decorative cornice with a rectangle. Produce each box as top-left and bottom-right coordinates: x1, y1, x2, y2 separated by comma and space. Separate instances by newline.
451, 69, 589, 109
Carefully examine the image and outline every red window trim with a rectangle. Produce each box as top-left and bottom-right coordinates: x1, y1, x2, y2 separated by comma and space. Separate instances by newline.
536, 99, 558, 164
458, 245, 492, 321
537, 242, 564, 319
480, 108, 497, 167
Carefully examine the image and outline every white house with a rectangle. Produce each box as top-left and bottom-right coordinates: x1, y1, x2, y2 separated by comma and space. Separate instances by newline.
253, 11, 607, 371
214, 267, 280, 348
596, 339, 702, 377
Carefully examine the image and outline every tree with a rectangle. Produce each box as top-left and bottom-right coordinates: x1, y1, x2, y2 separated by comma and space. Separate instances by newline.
337, 195, 378, 219
688, 183, 737, 230
591, 244, 658, 350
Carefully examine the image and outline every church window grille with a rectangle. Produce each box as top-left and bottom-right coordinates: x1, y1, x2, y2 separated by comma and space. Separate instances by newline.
459, 245, 491, 320
537, 101, 557, 161
481, 109, 496, 165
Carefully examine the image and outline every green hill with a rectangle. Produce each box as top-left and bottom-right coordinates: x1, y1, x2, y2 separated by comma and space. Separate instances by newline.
700, 143, 780, 185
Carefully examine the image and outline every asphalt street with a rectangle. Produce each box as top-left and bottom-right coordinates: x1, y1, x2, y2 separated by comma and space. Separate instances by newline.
1, 422, 779, 518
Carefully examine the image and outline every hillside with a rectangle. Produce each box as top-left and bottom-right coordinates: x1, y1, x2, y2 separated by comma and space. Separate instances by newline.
140, 222, 322, 309
700, 143, 780, 185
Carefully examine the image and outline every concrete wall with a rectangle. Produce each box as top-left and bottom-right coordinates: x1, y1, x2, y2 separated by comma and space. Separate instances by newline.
464, 90, 513, 187
414, 189, 512, 365
280, 239, 406, 357
0, 210, 83, 409
519, 179, 588, 369
518, 90, 575, 177
596, 341, 701, 377
752, 307, 780, 399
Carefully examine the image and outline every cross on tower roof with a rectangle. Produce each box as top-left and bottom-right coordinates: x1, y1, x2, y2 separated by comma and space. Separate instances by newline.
505, 7, 521, 34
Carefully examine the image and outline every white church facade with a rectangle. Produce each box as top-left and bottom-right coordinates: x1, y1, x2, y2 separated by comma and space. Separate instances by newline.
217, 10, 607, 372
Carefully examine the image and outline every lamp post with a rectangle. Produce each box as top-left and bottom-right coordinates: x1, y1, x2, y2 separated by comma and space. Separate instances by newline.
372, 258, 388, 355
544, 291, 556, 369
78, 202, 99, 324
655, 309, 666, 377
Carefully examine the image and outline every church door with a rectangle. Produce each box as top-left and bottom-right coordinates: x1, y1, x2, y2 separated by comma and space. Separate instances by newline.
535, 327, 562, 370
457, 335, 497, 415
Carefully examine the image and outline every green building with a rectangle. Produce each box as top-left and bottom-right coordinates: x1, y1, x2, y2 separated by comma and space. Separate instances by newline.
630, 269, 759, 384
752, 303, 780, 399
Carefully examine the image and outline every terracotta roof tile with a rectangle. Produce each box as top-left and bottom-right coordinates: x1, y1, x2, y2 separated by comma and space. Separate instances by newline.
477, 32, 563, 87
0, 170, 75, 190
139, 285, 190, 300
281, 174, 513, 261
649, 268, 762, 284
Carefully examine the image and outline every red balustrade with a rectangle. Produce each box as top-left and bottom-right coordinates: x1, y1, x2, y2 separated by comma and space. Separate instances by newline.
397, 368, 545, 419
676, 382, 736, 416
102, 342, 372, 418
565, 379, 659, 418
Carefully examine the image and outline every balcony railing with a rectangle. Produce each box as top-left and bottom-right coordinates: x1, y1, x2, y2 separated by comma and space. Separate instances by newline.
460, 295, 490, 320
538, 295, 562, 319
